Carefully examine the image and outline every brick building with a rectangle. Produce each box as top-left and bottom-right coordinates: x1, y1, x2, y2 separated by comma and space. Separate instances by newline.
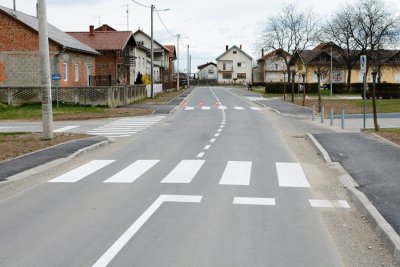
68, 25, 137, 85
0, 5, 99, 87
165, 45, 177, 82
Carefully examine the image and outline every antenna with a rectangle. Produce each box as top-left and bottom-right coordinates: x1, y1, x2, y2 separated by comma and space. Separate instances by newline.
93, 16, 101, 26
121, 4, 129, 30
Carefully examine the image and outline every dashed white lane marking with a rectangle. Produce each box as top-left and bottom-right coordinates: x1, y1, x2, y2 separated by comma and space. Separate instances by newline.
276, 162, 310, 188
309, 199, 351, 209
197, 152, 205, 158
234, 106, 244, 110
250, 107, 261, 111
233, 197, 276, 206
219, 161, 252, 186
185, 107, 194, 110
210, 138, 216, 143
218, 106, 227, 110
217, 129, 222, 132
104, 160, 160, 183
202, 106, 211, 110
48, 160, 115, 183
222, 122, 226, 125
160, 160, 205, 183
214, 133, 220, 137
54, 125, 80, 133
204, 145, 211, 150
92, 195, 202, 267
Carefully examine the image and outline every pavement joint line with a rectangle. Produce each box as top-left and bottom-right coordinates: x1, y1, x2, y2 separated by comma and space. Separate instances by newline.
306, 132, 400, 265
92, 195, 202, 267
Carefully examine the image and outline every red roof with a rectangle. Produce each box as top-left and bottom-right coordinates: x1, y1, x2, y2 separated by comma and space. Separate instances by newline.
165, 45, 176, 59
67, 31, 135, 51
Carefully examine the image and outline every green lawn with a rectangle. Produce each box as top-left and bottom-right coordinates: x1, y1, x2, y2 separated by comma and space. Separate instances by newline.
0, 103, 108, 120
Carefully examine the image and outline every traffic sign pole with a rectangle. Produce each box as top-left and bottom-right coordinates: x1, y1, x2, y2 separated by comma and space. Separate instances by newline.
360, 55, 367, 131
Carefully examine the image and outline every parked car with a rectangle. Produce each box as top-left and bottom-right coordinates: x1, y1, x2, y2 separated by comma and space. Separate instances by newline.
321, 83, 331, 90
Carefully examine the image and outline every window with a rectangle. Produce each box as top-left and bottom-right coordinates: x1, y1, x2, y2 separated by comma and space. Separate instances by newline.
74, 63, 79, 82
237, 73, 246, 79
208, 68, 214, 73
237, 62, 246, 68
233, 51, 237, 54
86, 64, 92, 86
222, 73, 232, 79
223, 63, 227, 70
237, 62, 241, 67
275, 63, 278, 70
63, 63, 68, 82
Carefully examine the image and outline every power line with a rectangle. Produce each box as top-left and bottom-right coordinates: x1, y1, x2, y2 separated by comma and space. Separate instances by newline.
155, 9, 177, 38
131, 0, 151, 9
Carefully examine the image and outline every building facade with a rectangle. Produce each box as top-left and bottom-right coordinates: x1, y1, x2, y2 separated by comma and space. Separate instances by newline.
256, 49, 291, 83
197, 62, 217, 80
216, 45, 253, 84
0, 5, 98, 87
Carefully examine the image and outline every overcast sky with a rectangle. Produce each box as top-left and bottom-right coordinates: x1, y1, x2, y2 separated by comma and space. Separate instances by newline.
2, 0, 400, 73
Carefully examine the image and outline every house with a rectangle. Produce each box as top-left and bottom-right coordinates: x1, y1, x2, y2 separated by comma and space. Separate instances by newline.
216, 45, 253, 84
165, 45, 177, 83
256, 49, 291, 83
0, 5, 99, 87
133, 29, 171, 83
293, 43, 400, 85
68, 24, 137, 86
197, 62, 217, 80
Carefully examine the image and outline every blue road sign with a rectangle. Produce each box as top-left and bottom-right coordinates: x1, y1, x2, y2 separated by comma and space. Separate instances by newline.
52, 73, 61, 81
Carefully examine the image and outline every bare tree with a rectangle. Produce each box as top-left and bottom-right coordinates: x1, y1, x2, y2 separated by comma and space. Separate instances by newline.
350, 0, 400, 131
321, 7, 360, 90
257, 2, 318, 102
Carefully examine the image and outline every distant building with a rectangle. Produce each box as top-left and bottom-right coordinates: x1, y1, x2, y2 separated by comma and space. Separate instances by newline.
0, 5, 99, 87
68, 24, 137, 86
197, 62, 217, 80
164, 45, 177, 83
216, 45, 253, 84
256, 49, 291, 83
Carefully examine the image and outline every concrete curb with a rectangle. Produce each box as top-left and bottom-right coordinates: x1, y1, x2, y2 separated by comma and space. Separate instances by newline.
306, 133, 400, 266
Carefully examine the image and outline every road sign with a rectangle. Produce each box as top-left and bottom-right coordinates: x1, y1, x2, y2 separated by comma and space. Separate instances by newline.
52, 73, 61, 80
360, 55, 367, 74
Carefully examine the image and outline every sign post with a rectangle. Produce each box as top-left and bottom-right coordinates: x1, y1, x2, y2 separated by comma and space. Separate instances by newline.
52, 73, 61, 108
360, 55, 367, 130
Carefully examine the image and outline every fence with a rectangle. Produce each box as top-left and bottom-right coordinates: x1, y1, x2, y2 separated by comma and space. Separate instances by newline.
145, 84, 163, 97
0, 85, 147, 108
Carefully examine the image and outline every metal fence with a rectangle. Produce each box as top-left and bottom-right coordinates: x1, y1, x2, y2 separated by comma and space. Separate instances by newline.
0, 85, 147, 108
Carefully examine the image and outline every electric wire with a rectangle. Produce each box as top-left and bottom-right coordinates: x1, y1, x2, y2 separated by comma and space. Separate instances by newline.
131, 0, 151, 9
155, 9, 177, 38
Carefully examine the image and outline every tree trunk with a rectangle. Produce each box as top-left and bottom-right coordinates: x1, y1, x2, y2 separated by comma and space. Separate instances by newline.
372, 72, 379, 131
317, 74, 321, 112
302, 78, 306, 106
347, 65, 352, 92
291, 71, 295, 103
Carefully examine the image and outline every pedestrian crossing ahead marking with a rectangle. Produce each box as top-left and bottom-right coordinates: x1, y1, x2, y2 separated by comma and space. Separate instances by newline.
87, 115, 165, 138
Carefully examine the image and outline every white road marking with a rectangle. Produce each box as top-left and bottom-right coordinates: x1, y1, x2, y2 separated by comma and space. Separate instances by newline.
214, 133, 220, 137
160, 160, 205, 183
210, 138, 216, 143
92, 194, 202, 267
204, 145, 211, 150
48, 160, 115, 183
197, 152, 205, 158
185, 107, 194, 110
222, 122, 226, 125
234, 106, 244, 110
250, 107, 261, 111
219, 161, 252, 186
217, 129, 222, 132
309, 199, 351, 209
218, 106, 227, 110
54, 125, 79, 133
106, 135, 131, 138
202, 106, 211, 110
88, 132, 138, 135
104, 160, 159, 183
276, 162, 310, 188
233, 197, 276, 206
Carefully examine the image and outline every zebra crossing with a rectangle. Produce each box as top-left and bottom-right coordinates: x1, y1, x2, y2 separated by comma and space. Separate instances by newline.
183, 106, 261, 111
48, 159, 309, 187
87, 115, 165, 138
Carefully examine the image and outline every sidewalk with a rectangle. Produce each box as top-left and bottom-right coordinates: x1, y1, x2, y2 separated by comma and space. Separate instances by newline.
239, 90, 400, 264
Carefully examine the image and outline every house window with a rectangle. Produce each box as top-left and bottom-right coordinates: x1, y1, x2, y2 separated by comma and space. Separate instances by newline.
63, 63, 68, 82
233, 51, 237, 54
74, 63, 79, 82
237, 73, 246, 79
222, 73, 232, 79
86, 64, 92, 86
223, 63, 226, 70
275, 63, 278, 70
208, 68, 214, 73
237, 62, 242, 67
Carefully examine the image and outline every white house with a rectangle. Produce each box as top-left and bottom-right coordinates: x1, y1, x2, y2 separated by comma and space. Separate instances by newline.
197, 62, 217, 80
216, 45, 253, 84
131, 43, 148, 84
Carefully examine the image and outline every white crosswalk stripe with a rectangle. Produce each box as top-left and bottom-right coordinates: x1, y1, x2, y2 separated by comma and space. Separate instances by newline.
160, 160, 205, 184
87, 115, 165, 138
183, 106, 261, 111
104, 160, 160, 183
276, 162, 310, 188
219, 161, 252, 185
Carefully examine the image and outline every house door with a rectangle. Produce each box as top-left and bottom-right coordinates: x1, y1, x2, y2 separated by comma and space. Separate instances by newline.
87, 64, 92, 86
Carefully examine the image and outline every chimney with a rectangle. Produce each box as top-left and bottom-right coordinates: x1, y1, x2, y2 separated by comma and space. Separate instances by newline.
262, 48, 264, 57
240, 45, 242, 50
225, 45, 228, 51
89, 25, 94, 35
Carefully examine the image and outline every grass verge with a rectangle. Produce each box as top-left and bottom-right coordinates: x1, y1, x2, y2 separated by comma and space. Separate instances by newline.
368, 128, 400, 146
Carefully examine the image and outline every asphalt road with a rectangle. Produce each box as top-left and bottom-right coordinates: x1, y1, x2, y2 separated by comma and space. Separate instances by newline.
0, 87, 346, 266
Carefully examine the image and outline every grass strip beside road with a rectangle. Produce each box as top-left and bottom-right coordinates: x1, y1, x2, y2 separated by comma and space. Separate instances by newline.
369, 128, 400, 146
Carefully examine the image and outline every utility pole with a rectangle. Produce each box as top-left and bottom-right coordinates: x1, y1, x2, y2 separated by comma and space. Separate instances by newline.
187, 44, 189, 88
330, 45, 333, 96
37, 0, 53, 139
150, 4, 154, 98
176, 34, 180, 91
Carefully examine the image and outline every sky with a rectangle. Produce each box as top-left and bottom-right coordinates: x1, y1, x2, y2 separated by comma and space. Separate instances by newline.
2, 0, 400, 73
